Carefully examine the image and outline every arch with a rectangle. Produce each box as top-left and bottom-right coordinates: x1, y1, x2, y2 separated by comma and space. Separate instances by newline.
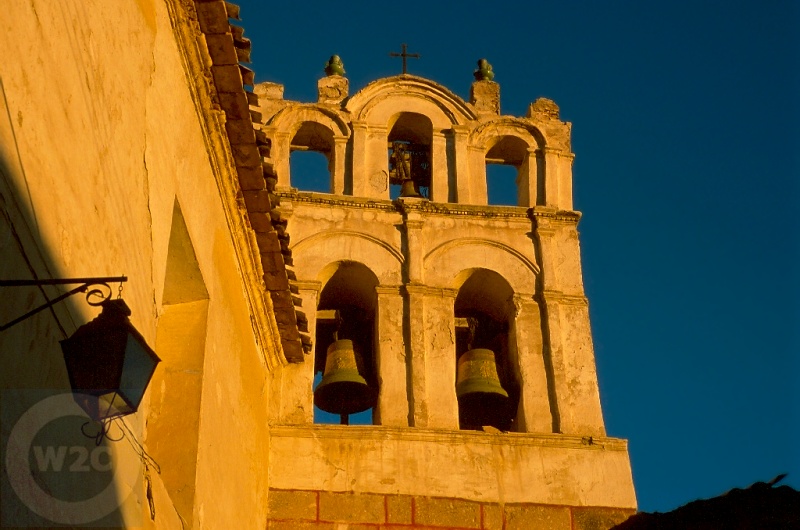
469, 117, 545, 151
292, 230, 404, 286
268, 104, 350, 137
424, 238, 539, 294
313, 261, 380, 425
469, 119, 546, 207
266, 104, 350, 193
453, 268, 520, 431
387, 112, 434, 199
347, 75, 477, 127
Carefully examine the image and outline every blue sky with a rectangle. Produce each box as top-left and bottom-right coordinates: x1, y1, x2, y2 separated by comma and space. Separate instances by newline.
234, 0, 799, 512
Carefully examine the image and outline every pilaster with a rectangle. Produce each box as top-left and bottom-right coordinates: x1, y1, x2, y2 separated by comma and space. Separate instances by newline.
507, 294, 553, 433
332, 135, 348, 195
450, 125, 470, 203
374, 285, 408, 426
273, 131, 292, 190
350, 121, 368, 196
270, 280, 320, 424
430, 130, 448, 202
404, 283, 428, 427
404, 284, 460, 429
423, 286, 459, 430
531, 210, 605, 436
517, 147, 540, 207
366, 125, 389, 199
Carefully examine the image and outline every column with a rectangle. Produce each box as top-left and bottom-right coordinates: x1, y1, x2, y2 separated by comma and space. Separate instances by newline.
374, 286, 408, 426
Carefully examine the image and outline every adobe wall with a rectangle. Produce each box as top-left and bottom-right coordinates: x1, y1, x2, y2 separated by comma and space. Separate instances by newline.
0, 0, 277, 527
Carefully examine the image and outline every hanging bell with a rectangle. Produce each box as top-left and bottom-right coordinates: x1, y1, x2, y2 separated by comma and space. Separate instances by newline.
314, 339, 376, 416
399, 179, 421, 198
456, 348, 509, 430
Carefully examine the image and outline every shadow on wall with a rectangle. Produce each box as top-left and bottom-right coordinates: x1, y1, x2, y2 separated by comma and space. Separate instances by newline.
0, 93, 129, 527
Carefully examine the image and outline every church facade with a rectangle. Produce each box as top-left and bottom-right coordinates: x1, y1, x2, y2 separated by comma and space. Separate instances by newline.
0, 1, 635, 528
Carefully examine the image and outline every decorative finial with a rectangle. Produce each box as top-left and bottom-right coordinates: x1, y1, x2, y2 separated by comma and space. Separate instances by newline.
473, 58, 495, 81
324, 55, 345, 77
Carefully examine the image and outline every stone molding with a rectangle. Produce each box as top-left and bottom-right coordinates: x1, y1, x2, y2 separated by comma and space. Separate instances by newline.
269, 424, 629, 451
540, 290, 589, 306
403, 284, 459, 298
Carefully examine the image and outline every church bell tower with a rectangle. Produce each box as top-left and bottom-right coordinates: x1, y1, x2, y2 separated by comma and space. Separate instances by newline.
258, 57, 637, 529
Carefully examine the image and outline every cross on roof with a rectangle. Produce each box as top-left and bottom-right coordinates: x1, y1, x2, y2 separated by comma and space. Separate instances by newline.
389, 43, 420, 75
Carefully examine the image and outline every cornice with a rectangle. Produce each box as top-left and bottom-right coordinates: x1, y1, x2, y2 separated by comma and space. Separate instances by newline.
270, 424, 629, 452
278, 191, 536, 222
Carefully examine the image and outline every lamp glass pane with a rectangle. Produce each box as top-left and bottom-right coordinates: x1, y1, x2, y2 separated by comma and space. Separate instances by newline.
119, 333, 157, 409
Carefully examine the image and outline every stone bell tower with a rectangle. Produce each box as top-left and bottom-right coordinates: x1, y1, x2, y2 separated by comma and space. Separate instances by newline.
258, 58, 637, 529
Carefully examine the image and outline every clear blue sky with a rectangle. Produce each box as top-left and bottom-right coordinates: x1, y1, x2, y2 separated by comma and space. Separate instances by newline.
234, 0, 799, 513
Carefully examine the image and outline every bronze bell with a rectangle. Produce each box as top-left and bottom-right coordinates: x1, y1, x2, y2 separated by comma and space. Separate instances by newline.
314, 339, 376, 417
399, 179, 422, 198
456, 348, 509, 430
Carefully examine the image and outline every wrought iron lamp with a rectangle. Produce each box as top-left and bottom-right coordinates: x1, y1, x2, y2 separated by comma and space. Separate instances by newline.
1, 277, 160, 421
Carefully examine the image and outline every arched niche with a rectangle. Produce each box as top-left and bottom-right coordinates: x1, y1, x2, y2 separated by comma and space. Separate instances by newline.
469, 119, 546, 207
314, 261, 380, 425
290, 121, 334, 192
453, 268, 520, 431
387, 112, 433, 199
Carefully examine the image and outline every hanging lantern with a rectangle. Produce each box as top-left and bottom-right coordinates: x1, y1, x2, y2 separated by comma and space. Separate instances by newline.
60, 299, 160, 421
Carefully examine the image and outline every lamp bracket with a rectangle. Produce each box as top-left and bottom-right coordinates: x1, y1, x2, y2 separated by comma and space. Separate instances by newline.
0, 276, 128, 331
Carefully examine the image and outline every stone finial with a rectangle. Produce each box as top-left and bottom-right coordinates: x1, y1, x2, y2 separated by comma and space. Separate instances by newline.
473, 58, 495, 81
324, 55, 346, 77
527, 98, 560, 120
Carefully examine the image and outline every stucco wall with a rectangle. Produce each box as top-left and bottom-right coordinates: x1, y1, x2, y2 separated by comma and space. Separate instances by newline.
0, 1, 276, 527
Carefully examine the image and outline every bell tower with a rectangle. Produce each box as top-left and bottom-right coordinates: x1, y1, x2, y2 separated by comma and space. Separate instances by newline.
259, 59, 637, 529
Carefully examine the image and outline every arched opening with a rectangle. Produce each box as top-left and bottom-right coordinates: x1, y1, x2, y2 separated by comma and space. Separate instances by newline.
454, 269, 519, 431
388, 112, 432, 199
313, 261, 379, 425
290, 121, 334, 192
485, 135, 529, 206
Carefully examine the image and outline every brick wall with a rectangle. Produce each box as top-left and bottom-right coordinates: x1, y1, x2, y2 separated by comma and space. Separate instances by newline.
267, 489, 635, 530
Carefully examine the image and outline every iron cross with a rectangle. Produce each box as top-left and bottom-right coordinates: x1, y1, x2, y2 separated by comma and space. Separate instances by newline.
389, 43, 420, 74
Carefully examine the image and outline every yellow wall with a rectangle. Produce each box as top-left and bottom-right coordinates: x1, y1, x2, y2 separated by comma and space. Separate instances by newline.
0, 1, 276, 527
